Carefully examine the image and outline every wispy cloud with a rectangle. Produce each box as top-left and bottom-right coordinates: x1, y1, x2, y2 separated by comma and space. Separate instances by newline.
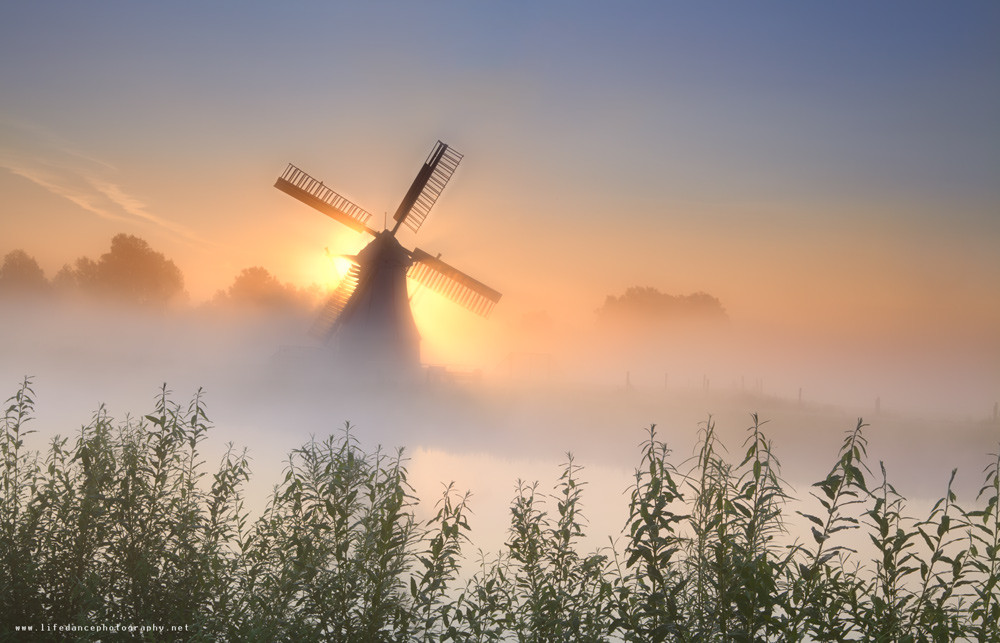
3, 162, 128, 224
88, 179, 208, 243
0, 118, 211, 248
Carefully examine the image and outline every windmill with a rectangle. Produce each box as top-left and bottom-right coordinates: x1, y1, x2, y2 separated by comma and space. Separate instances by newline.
274, 140, 501, 379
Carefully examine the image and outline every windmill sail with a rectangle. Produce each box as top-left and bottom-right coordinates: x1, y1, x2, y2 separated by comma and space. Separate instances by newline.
275, 164, 375, 234
392, 141, 463, 233
310, 263, 361, 339
408, 248, 501, 317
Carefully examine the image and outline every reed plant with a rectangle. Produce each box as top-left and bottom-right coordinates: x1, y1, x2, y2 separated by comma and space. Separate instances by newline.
2, 378, 999, 642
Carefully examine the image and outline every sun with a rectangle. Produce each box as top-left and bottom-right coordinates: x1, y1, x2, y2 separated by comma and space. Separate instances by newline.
298, 249, 355, 293
331, 255, 356, 280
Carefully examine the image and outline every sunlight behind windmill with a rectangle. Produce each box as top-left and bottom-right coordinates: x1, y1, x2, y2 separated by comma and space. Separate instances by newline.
274, 140, 501, 380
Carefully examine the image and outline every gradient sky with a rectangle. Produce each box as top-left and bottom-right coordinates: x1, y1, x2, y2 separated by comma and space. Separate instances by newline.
2, 2, 998, 409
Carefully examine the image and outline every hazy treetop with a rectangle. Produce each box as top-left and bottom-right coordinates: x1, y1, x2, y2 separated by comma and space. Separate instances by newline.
0, 249, 48, 294
212, 265, 317, 313
596, 286, 728, 327
87, 233, 186, 306
1, 233, 327, 317
2, 234, 185, 307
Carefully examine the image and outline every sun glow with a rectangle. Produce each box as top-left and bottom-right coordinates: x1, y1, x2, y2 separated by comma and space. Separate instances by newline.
408, 281, 493, 369
296, 250, 344, 293
332, 255, 356, 279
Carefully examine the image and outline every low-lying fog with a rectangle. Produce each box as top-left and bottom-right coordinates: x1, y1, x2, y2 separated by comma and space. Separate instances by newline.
3, 297, 997, 558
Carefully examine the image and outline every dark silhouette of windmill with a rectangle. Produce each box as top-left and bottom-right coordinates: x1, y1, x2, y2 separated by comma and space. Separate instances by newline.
274, 141, 501, 378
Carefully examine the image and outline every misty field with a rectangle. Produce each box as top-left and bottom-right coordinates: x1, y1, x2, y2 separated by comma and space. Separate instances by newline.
2, 377, 999, 642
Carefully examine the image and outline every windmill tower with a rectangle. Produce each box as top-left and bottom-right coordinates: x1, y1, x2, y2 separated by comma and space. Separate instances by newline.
275, 141, 501, 380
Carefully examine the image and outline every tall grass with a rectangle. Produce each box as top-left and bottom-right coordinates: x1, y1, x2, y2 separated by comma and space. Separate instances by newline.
2, 378, 998, 641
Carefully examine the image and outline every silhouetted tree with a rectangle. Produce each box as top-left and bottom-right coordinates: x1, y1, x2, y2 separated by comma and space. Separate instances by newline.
52, 257, 97, 293
96, 234, 184, 304
214, 266, 315, 313
51, 263, 79, 292
596, 286, 728, 327
58, 234, 185, 306
0, 250, 48, 294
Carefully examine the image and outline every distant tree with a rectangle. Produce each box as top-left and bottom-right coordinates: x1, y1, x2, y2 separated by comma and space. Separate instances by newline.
214, 266, 315, 313
52, 263, 79, 292
59, 234, 185, 306
0, 249, 48, 294
97, 234, 184, 305
596, 286, 728, 327
52, 257, 98, 293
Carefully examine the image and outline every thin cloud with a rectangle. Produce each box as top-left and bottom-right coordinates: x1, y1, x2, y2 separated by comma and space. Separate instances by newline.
3, 162, 130, 224
0, 119, 211, 248
89, 179, 208, 244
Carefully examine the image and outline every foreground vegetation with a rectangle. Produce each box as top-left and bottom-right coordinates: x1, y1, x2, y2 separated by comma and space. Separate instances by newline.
2, 378, 998, 642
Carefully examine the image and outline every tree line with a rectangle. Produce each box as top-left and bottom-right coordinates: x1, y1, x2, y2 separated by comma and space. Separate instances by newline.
4, 234, 730, 324
0, 234, 316, 312
596, 286, 729, 327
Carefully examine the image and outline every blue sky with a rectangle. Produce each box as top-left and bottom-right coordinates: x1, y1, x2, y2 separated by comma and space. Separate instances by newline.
5, 2, 996, 207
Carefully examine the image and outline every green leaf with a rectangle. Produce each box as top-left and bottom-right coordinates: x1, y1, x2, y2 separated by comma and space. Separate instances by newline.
799, 512, 825, 528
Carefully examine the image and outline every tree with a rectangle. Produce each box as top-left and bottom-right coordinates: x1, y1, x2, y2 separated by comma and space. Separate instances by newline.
596, 286, 728, 328
52, 257, 97, 293
0, 250, 48, 294
52, 263, 80, 292
95, 234, 184, 305
214, 266, 314, 313
55, 234, 185, 306
593, 287, 729, 375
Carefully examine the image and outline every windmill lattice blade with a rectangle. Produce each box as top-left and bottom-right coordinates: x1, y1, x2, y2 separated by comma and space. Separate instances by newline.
408, 248, 501, 317
392, 141, 463, 234
276, 164, 375, 234
310, 263, 361, 339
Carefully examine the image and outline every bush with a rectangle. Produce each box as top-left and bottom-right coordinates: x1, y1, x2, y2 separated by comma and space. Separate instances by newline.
2, 379, 998, 641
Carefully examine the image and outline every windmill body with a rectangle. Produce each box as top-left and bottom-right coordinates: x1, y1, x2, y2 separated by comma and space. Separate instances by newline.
334, 231, 420, 377
275, 141, 501, 381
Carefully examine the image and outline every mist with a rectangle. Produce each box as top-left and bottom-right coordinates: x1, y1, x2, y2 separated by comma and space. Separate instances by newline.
3, 288, 997, 560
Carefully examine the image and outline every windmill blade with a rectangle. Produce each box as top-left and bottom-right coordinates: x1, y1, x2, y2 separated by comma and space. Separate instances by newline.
310, 262, 361, 339
276, 164, 376, 235
392, 141, 463, 234
408, 248, 501, 317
